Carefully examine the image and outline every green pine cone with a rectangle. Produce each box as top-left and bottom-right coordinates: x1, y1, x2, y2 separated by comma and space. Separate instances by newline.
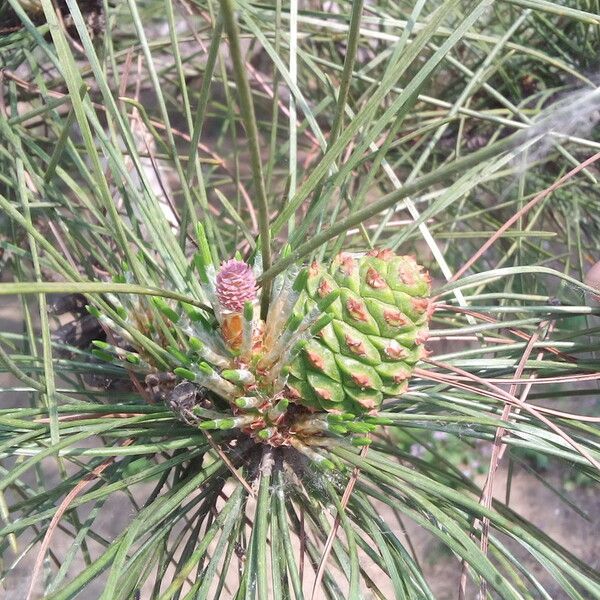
286, 249, 432, 415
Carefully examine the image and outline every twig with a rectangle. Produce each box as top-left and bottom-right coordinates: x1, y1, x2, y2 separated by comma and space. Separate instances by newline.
203, 430, 255, 497
450, 151, 600, 282
435, 302, 573, 361
460, 319, 553, 599
423, 358, 600, 471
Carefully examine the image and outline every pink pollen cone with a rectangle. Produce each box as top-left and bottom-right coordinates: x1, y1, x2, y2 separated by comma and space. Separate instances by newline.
216, 259, 257, 312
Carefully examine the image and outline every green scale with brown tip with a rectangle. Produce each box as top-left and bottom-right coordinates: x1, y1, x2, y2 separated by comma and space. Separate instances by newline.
285, 249, 432, 415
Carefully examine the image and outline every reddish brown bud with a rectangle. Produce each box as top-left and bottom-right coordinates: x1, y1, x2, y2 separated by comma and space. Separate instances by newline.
346, 298, 369, 322
366, 267, 388, 289
221, 313, 243, 349
393, 370, 410, 383
351, 373, 371, 388
384, 309, 408, 327
415, 330, 429, 345
345, 335, 367, 356
306, 350, 325, 370
384, 341, 408, 359
317, 278, 334, 298
314, 387, 332, 401
397, 264, 416, 286
367, 249, 394, 260
357, 397, 377, 409
411, 297, 430, 313
337, 252, 357, 275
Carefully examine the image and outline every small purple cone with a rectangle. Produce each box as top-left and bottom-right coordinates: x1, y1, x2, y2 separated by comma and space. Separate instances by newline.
216, 259, 257, 312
